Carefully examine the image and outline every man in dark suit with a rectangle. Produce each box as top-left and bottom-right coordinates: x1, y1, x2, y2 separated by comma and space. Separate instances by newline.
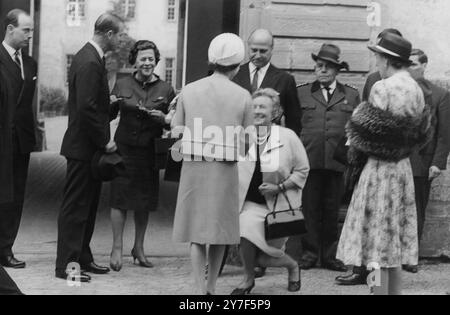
407, 49, 450, 273
55, 13, 125, 282
0, 9, 37, 270
297, 44, 360, 272
233, 29, 302, 135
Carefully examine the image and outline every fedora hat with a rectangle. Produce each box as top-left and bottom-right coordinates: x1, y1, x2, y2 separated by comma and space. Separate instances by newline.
91, 151, 126, 182
312, 44, 350, 71
368, 33, 412, 64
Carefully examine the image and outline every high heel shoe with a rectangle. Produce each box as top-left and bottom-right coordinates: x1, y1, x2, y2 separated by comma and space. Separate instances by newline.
230, 281, 255, 295
110, 251, 123, 272
131, 249, 154, 268
288, 266, 301, 292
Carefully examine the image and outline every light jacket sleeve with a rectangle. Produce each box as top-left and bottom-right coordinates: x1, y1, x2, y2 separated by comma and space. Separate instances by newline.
286, 129, 310, 189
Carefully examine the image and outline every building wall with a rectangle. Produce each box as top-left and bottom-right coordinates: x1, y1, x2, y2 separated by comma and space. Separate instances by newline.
377, 0, 450, 81
38, 0, 179, 92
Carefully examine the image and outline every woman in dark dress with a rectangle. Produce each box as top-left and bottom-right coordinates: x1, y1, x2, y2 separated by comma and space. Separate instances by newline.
109, 40, 176, 271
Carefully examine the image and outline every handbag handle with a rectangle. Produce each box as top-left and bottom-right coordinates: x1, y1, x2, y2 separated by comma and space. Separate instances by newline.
272, 189, 296, 218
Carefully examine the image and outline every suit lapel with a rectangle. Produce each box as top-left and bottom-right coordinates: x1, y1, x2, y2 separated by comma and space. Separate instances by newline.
0, 45, 22, 84
260, 64, 277, 89
237, 63, 251, 92
311, 81, 328, 107
328, 83, 346, 108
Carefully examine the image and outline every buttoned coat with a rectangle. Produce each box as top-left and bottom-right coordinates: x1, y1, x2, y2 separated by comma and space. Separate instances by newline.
238, 125, 310, 213
298, 81, 360, 173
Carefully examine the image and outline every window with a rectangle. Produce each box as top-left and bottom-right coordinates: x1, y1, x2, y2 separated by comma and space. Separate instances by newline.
67, 0, 86, 26
121, 0, 137, 20
168, 0, 177, 21
66, 54, 75, 84
165, 58, 175, 86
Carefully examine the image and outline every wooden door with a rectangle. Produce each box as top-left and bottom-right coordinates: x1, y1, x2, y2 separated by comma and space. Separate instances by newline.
240, 0, 371, 91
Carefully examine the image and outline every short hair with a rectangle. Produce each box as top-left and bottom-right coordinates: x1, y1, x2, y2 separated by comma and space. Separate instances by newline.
380, 54, 410, 70
378, 28, 403, 39
252, 88, 282, 117
4, 9, 29, 31
94, 13, 123, 35
129, 40, 161, 65
411, 49, 429, 65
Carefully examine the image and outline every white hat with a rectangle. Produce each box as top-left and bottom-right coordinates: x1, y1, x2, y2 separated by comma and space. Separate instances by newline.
208, 33, 245, 66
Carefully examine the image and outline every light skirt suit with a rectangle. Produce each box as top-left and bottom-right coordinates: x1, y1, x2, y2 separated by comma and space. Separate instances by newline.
239, 126, 310, 257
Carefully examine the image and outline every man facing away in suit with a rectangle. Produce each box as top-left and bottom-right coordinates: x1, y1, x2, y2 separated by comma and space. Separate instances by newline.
233, 29, 302, 136
406, 49, 450, 273
56, 13, 125, 283
0, 9, 37, 270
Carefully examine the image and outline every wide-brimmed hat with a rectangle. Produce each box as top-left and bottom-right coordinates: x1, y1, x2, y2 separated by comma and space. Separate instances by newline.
312, 44, 349, 71
208, 33, 245, 66
368, 32, 412, 64
91, 151, 126, 182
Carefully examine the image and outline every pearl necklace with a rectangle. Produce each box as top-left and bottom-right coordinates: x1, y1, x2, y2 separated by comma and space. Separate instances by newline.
257, 132, 271, 146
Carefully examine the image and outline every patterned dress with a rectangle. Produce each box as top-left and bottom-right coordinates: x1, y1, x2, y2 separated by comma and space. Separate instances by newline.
337, 71, 426, 268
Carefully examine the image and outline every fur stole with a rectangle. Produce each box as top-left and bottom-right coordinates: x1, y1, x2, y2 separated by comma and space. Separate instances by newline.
347, 101, 432, 166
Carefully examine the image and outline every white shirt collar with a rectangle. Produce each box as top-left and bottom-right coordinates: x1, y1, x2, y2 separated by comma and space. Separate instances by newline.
321, 80, 337, 93
249, 62, 271, 89
88, 40, 105, 59
2, 41, 21, 59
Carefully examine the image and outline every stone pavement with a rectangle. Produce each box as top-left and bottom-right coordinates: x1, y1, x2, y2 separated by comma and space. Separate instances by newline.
5, 152, 448, 295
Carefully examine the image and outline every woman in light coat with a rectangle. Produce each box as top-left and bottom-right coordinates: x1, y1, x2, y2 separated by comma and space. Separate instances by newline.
171, 33, 254, 295
231, 88, 310, 295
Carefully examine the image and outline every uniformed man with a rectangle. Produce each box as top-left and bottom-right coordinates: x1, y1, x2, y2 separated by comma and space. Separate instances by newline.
298, 44, 360, 271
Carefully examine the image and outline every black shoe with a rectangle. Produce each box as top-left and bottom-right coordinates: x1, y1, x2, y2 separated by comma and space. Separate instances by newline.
56, 271, 91, 283
335, 273, 367, 286
288, 267, 301, 292
131, 249, 154, 268
230, 282, 255, 295
81, 262, 110, 275
323, 260, 347, 272
0, 256, 26, 269
254, 267, 266, 279
403, 265, 419, 274
298, 259, 316, 270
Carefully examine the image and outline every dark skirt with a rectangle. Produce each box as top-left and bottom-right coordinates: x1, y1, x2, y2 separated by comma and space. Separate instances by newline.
110, 143, 160, 212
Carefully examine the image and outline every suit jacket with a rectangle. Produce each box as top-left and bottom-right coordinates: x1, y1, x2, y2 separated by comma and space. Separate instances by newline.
233, 63, 302, 136
61, 43, 111, 161
0, 64, 13, 203
298, 81, 361, 173
362, 71, 382, 102
0, 44, 37, 154
410, 79, 450, 177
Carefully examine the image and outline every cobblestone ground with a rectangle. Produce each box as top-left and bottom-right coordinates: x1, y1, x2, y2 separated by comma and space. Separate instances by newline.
6, 255, 450, 295
6, 133, 449, 296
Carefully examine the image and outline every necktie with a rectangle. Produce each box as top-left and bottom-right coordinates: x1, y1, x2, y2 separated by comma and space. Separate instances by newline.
325, 86, 333, 103
251, 68, 260, 93
14, 51, 22, 69
102, 56, 106, 67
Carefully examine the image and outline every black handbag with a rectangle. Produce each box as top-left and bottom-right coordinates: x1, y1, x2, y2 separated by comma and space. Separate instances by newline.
265, 191, 307, 240
163, 138, 183, 182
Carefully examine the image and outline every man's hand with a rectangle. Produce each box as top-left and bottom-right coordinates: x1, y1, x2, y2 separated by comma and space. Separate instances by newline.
110, 95, 122, 104
105, 141, 118, 153
429, 166, 442, 180
259, 183, 280, 197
